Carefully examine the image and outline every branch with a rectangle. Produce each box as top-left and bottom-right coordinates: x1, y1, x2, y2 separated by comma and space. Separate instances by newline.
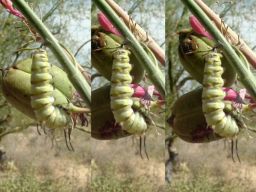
42, 0, 62, 22
105, 0, 165, 65
74, 39, 90, 57
91, 73, 102, 82
194, 0, 256, 69
177, 76, 193, 89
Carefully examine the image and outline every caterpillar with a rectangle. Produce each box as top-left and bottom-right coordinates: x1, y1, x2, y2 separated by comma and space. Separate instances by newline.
30, 49, 74, 149
202, 51, 240, 138
110, 48, 148, 134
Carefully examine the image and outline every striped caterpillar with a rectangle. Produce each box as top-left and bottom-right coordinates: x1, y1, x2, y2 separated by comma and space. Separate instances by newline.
110, 48, 148, 134
30, 49, 75, 150
202, 51, 240, 138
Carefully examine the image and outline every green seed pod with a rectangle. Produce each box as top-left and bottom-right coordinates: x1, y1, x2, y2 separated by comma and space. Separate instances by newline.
92, 29, 145, 83
168, 88, 222, 143
178, 30, 236, 86
14, 58, 75, 99
2, 58, 78, 120
91, 85, 131, 140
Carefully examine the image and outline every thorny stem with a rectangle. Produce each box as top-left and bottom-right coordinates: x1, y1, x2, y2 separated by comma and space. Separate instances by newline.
93, 0, 165, 97
181, 0, 256, 101
13, 0, 91, 107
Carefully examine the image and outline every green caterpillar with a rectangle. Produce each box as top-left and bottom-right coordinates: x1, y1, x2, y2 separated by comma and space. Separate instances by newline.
30, 49, 73, 128
2, 50, 88, 150
202, 51, 239, 138
110, 48, 147, 134
30, 49, 88, 150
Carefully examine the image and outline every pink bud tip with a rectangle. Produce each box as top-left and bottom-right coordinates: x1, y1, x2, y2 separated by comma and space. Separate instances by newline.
131, 84, 146, 98
97, 12, 121, 36
223, 87, 238, 101
223, 87, 248, 105
0, 0, 24, 19
189, 15, 213, 39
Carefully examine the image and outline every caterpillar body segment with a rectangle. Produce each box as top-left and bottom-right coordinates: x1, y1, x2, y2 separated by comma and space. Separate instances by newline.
91, 85, 131, 140
202, 52, 239, 138
110, 48, 148, 134
30, 49, 72, 129
14, 58, 75, 99
169, 88, 222, 143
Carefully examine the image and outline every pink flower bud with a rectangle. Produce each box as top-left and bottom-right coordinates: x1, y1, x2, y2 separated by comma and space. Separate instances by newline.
131, 84, 146, 98
223, 87, 238, 101
189, 15, 213, 39
131, 84, 163, 102
0, 0, 24, 19
97, 12, 121, 36
223, 87, 247, 105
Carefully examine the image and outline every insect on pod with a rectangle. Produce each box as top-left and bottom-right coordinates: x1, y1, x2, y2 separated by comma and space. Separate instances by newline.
178, 30, 237, 86
2, 49, 88, 150
110, 48, 149, 134
202, 51, 243, 138
169, 50, 248, 143
168, 88, 222, 143
91, 28, 145, 83
30, 49, 72, 128
2, 61, 73, 120
169, 87, 247, 143
91, 84, 161, 140
91, 85, 131, 140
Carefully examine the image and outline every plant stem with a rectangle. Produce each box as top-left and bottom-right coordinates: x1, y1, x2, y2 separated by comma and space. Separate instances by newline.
93, 0, 165, 97
105, 0, 165, 65
181, 0, 256, 100
194, 0, 256, 69
13, 0, 91, 107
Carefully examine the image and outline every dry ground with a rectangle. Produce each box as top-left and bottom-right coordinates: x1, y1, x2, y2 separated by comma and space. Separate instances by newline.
0, 126, 91, 191
168, 134, 256, 192
0, 125, 255, 192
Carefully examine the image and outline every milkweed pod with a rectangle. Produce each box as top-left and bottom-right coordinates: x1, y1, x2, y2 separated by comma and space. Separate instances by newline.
92, 29, 145, 83
178, 30, 237, 86
169, 88, 222, 143
2, 58, 77, 120
14, 58, 76, 99
91, 85, 131, 140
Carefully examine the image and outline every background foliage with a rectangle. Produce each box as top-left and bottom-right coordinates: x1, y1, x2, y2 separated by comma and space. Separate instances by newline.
166, 0, 256, 191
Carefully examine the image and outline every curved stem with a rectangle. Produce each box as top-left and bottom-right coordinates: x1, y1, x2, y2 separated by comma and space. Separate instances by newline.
93, 0, 165, 97
13, 0, 91, 107
181, 0, 256, 100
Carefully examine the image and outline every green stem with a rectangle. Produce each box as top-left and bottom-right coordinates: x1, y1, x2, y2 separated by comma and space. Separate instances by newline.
93, 0, 165, 97
13, 0, 91, 107
181, 0, 256, 100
